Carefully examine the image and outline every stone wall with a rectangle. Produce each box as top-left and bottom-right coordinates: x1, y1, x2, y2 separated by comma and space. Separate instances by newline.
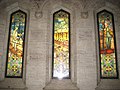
0, 0, 120, 90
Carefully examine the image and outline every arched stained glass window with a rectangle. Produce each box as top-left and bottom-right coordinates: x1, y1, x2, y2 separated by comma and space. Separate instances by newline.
97, 10, 118, 78
52, 9, 70, 79
5, 10, 27, 78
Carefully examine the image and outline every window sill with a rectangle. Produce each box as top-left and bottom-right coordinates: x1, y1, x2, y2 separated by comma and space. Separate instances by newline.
43, 79, 79, 90
95, 79, 120, 90
0, 78, 26, 89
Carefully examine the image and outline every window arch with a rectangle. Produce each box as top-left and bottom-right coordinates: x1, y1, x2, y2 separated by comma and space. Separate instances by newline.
52, 9, 70, 79
5, 10, 27, 78
97, 10, 118, 79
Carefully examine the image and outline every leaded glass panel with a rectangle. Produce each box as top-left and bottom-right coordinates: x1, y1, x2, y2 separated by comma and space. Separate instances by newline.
5, 10, 26, 77
53, 10, 70, 79
97, 10, 118, 78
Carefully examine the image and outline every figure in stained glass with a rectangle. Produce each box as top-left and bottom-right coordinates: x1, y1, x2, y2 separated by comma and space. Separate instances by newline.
97, 10, 118, 78
6, 10, 26, 77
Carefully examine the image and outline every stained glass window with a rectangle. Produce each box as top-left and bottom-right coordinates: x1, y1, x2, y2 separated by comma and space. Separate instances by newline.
52, 10, 70, 79
97, 10, 118, 78
5, 10, 27, 78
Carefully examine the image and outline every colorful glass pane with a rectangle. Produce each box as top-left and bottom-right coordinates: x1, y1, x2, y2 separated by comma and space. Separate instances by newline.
6, 10, 26, 77
98, 10, 118, 78
53, 10, 70, 79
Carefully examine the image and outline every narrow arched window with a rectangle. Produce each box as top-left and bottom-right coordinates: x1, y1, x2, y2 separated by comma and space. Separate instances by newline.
52, 9, 70, 79
97, 10, 118, 78
5, 10, 27, 78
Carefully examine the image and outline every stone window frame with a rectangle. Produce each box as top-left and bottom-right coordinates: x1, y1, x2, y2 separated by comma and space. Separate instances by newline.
0, 2, 29, 89
46, 7, 77, 82
44, 6, 78, 90
97, 9, 119, 79
95, 4, 120, 90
